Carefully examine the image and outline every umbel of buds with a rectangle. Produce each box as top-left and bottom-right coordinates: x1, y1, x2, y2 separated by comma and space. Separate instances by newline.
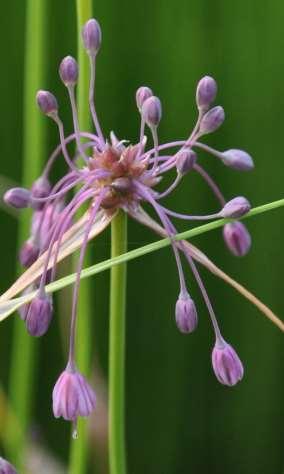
175, 291, 198, 333
223, 221, 251, 257
0, 457, 17, 474
212, 339, 244, 386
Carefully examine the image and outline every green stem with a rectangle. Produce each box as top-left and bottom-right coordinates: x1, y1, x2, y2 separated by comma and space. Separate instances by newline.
109, 211, 128, 474
5, 0, 46, 468
69, 1, 93, 474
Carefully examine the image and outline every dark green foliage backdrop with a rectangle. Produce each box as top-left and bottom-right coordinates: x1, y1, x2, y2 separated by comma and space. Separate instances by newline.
0, 1, 283, 473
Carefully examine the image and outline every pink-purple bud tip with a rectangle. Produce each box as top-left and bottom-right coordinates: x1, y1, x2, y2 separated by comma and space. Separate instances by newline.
199, 106, 225, 134
25, 293, 53, 337
212, 339, 244, 386
36, 90, 58, 116
176, 148, 197, 175
4, 187, 31, 209
52, 367, 96, 422
82, 18, 102, 55
175, 291, 198, 333
19, 239, 39, 268
141, 96, 162, 128
221, 196, 251, 218
196, 75, 217, 111
0, 457, 17, 474
59, 56, 78, 86
223, 221, 251, 257
136, 86, 153, 111
222, 149, 254, 171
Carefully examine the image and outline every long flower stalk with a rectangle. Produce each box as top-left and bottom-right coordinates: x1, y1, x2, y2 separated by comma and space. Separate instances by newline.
5, 0, 47, 468
69, 0, 93, 473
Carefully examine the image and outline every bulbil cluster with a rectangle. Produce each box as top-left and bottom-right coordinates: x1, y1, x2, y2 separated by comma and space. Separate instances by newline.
4, 17, 255, 433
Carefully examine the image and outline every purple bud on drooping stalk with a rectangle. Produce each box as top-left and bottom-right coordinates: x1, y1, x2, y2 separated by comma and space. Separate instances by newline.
220, 196, 251, 218
136, 86, 153, 111
222, 149, 254, 171
199, 106, 225, 134
25, 292, 53, 337
19, 239, 39, 268
59, 56, 78, 86
223, 221, 251, 257
3, 187, 31, 209
141, 96, 162, 128
0, 456, 18, 474
176, 148, 197, 175
196, 75, 217, 111
82, 18, 102, 56
36, 90, 58, 116
18, 284, 36, 321
52, 366, 96, 426
175, 291, 198, 333
212, 338, 244, 386
31, 176, 51, 209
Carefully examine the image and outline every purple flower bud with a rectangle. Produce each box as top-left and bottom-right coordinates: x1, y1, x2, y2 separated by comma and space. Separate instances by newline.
52, 366, 96, 421
223, 221, 251, 257
136, 86, 153, 111
176, 148, 197, 175
175, 291, 198, 333
82, 18, 102, 55
112, 177, 132, 193
141, 96, 162, 128
221, 196, 251, 218
199, 106, 225, 134
222, 149, 254, 171
36, 90, 58, 116
0, 457, 17, 474
3, 187, 31, 209
196, 75, 217, 111
18, 284, 36, 321
25, 293, 53, 337
31, 176, 51, 210
59, 56, 78, 86
19, 239, 39, 268
212, 339, 244, 386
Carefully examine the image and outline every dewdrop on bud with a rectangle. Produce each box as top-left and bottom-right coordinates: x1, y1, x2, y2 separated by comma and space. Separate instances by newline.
25, 292, 53, 337
0, 456, 17, 474
176, 148, 197, 175
212, 338, 244, 386
221, 196, 251, 218
59, 56, 78, 86
19, 239, 39, 268
3, 187, 31, 209
36, 90, 58, 116
141, 96, 162, 128
223, 221, 251, 257
199, 106, 225, 134
221, 149, 254, 171
196, 75, 217, 111
82, 18, 102, 55
175, 291, 198, 333
136, 86, 153, 111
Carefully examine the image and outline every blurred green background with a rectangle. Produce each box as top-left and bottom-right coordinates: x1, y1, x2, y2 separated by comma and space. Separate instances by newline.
0, 1, 283, 473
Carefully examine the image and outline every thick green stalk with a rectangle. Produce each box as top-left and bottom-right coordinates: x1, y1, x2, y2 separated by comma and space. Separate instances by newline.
69, 1, 93, 473
6, 0, 46, 469
109, 211, 128, 474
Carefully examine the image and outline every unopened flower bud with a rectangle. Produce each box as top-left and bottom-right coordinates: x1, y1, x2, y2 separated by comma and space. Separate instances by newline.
82, 18, 102, 55
196, 75, 217, 111
59, 56, 78, 86
136, 86, 153, 111
0, 456, 17, 474
222, 149, 254, 171
31, 176, 51, 209
221, 196, 251, 218
18, 284, 36, 321
199, 106, 225, 134
4, 187, 31, 209
223, 221, 251, 257
141, 96, 162, 128
176, 148, 197, 175
36, 90, 58, 116
52, 366, 96, 422
112, 177, 132, 193
212, 338, 244, 386
175, 291, 198, 333
25, 292, 53, 337
19, 239, 39, 268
